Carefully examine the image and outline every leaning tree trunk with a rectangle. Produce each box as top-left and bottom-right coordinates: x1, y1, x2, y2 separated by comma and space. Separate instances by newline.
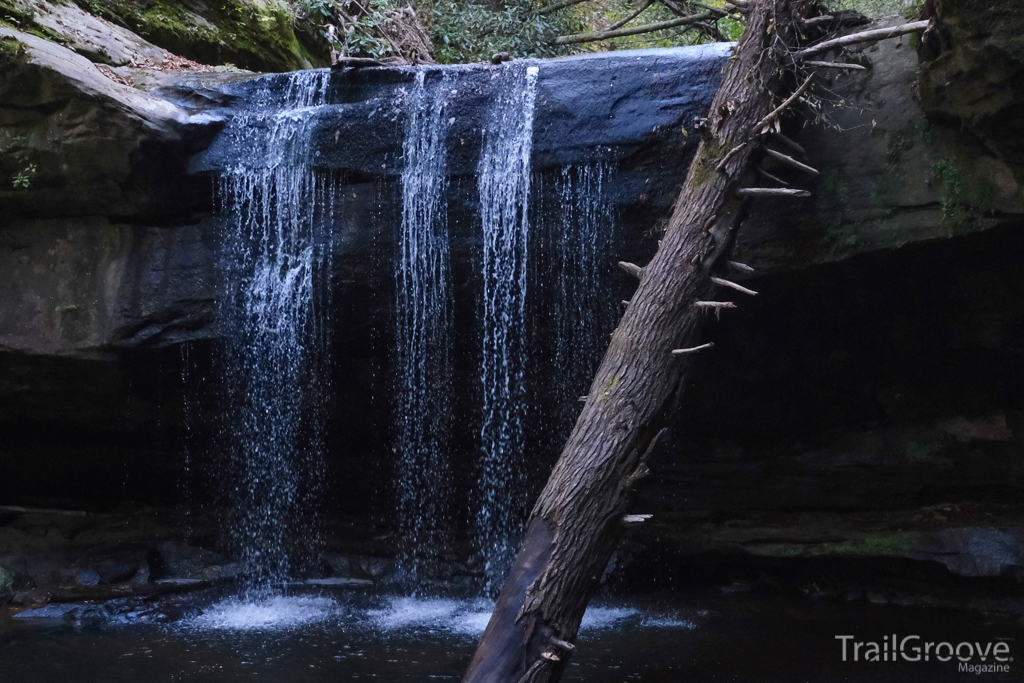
463, 1, 819, 681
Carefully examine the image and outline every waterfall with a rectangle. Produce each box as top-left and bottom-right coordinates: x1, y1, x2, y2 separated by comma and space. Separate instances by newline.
551, 163, 616, 438
394, 70, 454, 584
476, 63, 540, 591
217, 70, 334, 594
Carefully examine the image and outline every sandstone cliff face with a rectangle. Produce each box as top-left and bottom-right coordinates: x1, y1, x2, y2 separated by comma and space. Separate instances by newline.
2, 2, 1024, 604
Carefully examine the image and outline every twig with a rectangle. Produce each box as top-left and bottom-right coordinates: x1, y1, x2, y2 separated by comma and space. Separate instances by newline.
722, 0, 748, 12
536, 0, 592, 15
621, 514, 653, 526
753, 74, 815, 134
728, 260, 755, 274
736, 187, 811, 197
770, 132, 807, 158
655, 0, 693, 18
804, 60, 866, 70
618, 261, 644, 279
796, 20, 931, 59
671, 342, 714, 355
757, 167, 789, 186
605, 0, 654, 32
554, 11, 718, 44
694, 301, 737, 309
710, 276, 758, 296
763, 148, 820, 176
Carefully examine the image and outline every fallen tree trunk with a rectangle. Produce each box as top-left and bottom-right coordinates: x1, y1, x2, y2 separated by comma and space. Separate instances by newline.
463, 2, 814, 682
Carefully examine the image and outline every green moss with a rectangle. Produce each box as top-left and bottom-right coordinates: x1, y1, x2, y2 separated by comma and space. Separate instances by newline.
817, 531, 922, 558
0, 566, 13, 591
932, 156, 967, 231
0, 0, 78, 45
691, 139, 724, 189
73, 0, 326, 71
0, 34, 18, 56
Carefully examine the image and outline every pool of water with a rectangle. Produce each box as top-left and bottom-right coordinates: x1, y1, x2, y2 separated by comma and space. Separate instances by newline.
1, 588, 1019, 682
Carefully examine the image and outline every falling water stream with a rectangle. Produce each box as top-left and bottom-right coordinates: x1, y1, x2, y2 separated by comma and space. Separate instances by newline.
476, 63, 540, 591
394, 70, 454, 584
217, 70, 335, 594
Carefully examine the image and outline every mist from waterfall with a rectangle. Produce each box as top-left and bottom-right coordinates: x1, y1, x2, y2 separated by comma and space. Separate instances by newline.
476, 63, 540, 592
217, 69, 335, 595
394, 70, 454, 585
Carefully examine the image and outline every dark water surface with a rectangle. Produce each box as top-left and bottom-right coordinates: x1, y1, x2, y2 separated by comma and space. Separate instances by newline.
1, 589, 1019, 682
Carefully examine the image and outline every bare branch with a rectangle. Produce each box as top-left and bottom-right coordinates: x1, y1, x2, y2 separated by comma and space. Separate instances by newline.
671, 342, 714, 355
728, 260, 755, 274
770, 132, 807, 158
554, 11, 719, 45
618, 261, 644, 279
535, 0, 593, 15
797, 20, 931, 59
757, 167, 789, 186
710, 276, 758, 296
736, 187, 811, 197
753, 74, 815, 134
605, 0, 654, 32
764, 148, 820, 176
804, 60, 867, 70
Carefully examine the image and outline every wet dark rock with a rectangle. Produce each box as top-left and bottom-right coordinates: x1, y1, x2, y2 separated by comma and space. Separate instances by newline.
70, 568, 101, 587
12, 588, 51, 608
919, 0, 1024, 182
93, 558, 140, 584
13, 602, 76, 619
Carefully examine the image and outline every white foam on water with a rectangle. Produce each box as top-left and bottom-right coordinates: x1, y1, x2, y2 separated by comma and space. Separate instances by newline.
579, 606, 639, 631
187, 596, 340, 631
367, 597, 494, 635
641, 616, 697, 629
180, 594, 696, 637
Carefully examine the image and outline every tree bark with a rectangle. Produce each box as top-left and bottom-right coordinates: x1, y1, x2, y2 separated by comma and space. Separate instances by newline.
463, 2, 817, 682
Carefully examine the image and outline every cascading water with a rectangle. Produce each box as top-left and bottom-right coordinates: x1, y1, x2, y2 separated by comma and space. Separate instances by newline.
394, 70, 454, 584
476, 63, 540, 591
550, 163, 616, 437
217, 69, 335, 594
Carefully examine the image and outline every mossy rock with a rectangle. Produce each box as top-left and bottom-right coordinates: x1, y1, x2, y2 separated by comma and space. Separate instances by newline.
0, 566, 13, 591
71, 0, 328, 71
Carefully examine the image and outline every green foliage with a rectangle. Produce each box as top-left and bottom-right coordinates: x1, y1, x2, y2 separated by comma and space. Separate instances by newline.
425, 0, 574, 63
11, 161, 36, 189
0, 34, 22, 58
338, 0, 399, 60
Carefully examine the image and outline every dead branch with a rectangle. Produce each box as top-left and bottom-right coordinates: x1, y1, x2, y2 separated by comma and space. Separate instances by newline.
710, 276, 758, 296
736, 187, 812, 197
796, 20, 931, 59
605, 0, 655, 32
554, 10, 719, 44
671, 342, 714, 355
536, 0, 593, 15
754, 73, 815, 134
763, 147, 820, 176
804, 60, 866, 70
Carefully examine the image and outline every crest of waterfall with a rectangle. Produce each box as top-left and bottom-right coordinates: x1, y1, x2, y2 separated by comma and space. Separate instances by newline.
476, 63, 539, 592
217, 69, 335, 595
394, 70, 454, 585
